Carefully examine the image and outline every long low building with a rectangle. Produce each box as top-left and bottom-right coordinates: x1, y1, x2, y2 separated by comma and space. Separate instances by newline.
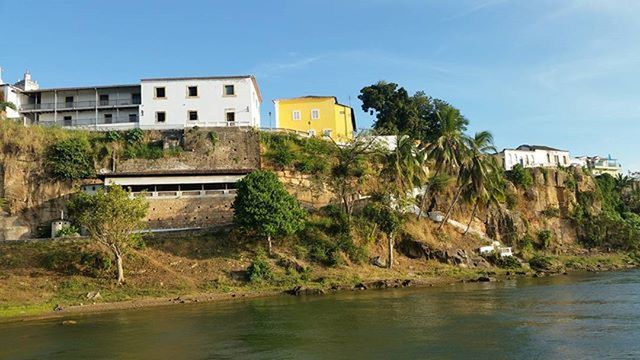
497, 144, 571, 171
0, 70, 262, 130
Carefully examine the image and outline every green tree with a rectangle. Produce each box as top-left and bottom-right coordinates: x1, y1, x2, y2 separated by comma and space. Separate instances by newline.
358, 81, 462, 142
381, 135, 429, 209
439, 131, 497, 231
68, 185, 148, 284
329, 134, 377, 218
363, 202, 402, 269
233, 170, 306, 254
46, 137, 95, 179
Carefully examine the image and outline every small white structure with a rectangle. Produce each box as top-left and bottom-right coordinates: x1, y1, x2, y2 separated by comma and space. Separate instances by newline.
497, 144, 571, 171
51, 211, 71, 238
575, 155, 622, 176
479, 241, 513, 257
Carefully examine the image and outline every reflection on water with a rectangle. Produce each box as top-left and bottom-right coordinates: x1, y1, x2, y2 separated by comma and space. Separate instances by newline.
1, 270, 640, 359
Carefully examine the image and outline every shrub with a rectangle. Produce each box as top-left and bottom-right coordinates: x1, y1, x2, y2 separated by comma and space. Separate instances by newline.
247, 247, 273, 283
104, 131, 121, 143
505, 164, 533, 190
505, 191, 519, 210
55, 225, 80, 238
541, 206, 560, 218
486, 252, 521, 269
208, 131, 218, 147
124, 128, 144, 145
536, 230, 554, 249
528, 255, 559, 272
46, 137, 95, 179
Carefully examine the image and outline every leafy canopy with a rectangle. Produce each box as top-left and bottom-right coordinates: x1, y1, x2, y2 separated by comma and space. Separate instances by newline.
233, 170, 306, 238
46, 137, 95, 180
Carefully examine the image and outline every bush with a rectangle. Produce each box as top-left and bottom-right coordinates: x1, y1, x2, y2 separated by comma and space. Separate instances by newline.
104, 131, 121, 143
486, 253, 521, 269
247, 247, 273, 283
505, 164, 533, 190
541, 206, 560, 218
55, 225, 80, 238
529, 255, 554, 271
208, 131, 218, 147
505, 191, 519, 210
46, 137, 95, 179
124, 128, 144, 145
536, 230, 554, 249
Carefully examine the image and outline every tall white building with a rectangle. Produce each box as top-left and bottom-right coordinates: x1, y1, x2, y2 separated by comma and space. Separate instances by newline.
497, 145, 571, 171
0, 70, 261, 130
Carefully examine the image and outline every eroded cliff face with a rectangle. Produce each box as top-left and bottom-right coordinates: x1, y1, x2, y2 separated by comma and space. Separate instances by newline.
483, 167, 600, 251
0, 150, 76, 240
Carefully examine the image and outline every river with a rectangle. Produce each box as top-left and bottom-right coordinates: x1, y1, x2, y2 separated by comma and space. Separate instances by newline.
1, 270, 640, 359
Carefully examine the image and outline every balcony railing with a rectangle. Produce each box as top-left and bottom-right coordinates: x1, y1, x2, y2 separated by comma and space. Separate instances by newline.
40, 116, 138, 127
20, 99, 141, 111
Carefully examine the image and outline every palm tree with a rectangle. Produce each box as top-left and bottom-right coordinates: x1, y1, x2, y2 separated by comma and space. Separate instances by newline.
439, 131, 496, 231
463, 156, 505, 234
419, 107, 468, 218
382, 135, 429, 210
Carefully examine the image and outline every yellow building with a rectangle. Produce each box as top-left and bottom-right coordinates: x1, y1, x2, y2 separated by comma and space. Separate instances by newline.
273, 96, 356, 141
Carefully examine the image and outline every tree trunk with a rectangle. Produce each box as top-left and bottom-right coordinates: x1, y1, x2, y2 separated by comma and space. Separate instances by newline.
417, 169, 441, 220
464, 201, 479, 235
439, 186, 463, 231
113, 248, 124, 284
267, 235, 273, 255
387, 232, 394, 269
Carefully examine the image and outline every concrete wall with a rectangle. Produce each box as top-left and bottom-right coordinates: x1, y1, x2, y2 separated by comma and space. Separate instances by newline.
1, 85, 22, 118
139, 77, 260, 129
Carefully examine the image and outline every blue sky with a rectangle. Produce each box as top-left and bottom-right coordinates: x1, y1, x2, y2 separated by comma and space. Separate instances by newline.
1, 0, 639, 171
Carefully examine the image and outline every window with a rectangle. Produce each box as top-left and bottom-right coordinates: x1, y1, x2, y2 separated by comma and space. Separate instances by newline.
322, 129, 332, 138
155, 87, 166, 98
224, 85, 235, 96
132, 93, 141, 104
546, 154, 551, 163
128, 113, 138, 122
99, 94, 109, 106
187, 86, 198, 97
188, 110, 198, 121
65, 96, 74, 107
292, 110, 301, 121
104, 113, 113, 124
311, 109, 320, 120
308, 129, 316, 137
156, 111, 166, 123
63, 116, 72, 126
226, 111, 235, 122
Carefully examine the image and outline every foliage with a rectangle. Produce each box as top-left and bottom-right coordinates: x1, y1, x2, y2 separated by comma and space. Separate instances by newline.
362, 202, 403, 238
46, 137, 96, 180
529, 255, 555, 272
541, 206, 560, 218
208, 131, 219, 147
124, 128, 144, 145
505, 191, 519, 210
381, 135, 429, 208
261, 132, 335, 175
485, 252, 521, 269
68, 185, 148, 283
505, 164, 533, 190
55, 225, 80, 238
247, 247, 273, 283
233, 171, 306, 251
358, 81, 464, 143
0, 101, 17, 112
104, 131, 121, 143
536, 230, 554, 249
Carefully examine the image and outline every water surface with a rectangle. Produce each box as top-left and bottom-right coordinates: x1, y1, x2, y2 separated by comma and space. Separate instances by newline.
1, 270, 640, 359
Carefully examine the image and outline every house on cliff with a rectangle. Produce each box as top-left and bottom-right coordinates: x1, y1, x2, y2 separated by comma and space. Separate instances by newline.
2, 70, 262, 130
496, 145, 571, 171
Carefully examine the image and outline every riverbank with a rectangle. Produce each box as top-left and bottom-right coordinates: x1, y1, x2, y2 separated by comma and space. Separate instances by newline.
1, 230, 636, 323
